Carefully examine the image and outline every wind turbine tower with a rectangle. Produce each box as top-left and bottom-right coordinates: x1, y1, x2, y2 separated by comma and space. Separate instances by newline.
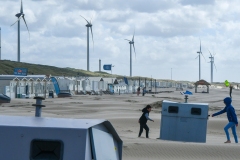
196, 40, 205, 80
208, 51, 217, 83
11, 0, 30, 62
80, 15, 94, 71
125, 31, 136, 77
0, 27, 1, 60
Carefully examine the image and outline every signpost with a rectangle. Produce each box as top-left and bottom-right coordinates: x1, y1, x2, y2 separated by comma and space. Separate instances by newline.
13, 68, 28, 76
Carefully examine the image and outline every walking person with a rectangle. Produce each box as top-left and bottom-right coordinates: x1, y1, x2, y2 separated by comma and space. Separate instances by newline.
137, 87, 140, 96
229, 85, 233, 98
138, 105, 154, 138
211, 97, 238, 143
142, 87, 146, 96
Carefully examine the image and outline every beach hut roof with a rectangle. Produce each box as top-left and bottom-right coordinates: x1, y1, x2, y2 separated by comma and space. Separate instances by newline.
0, 115, 113, 130
102, 78, 116, 84
88, 77, 102, 81
194, 79, 211, 86
12, 77, 20, 81
17, 77, 28, 81
28, 78, 34, 81
0, 75, 18, 80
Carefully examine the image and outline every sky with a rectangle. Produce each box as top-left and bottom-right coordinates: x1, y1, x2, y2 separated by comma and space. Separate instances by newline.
0, 0, 240, 82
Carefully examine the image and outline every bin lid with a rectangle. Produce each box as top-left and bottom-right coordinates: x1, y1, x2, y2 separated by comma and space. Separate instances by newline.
162, 100, 209, 118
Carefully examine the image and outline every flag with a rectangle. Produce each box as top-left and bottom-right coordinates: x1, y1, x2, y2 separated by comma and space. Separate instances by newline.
103, 64, 112, 70
124, 77, 128, 85
51, 77, 60, 95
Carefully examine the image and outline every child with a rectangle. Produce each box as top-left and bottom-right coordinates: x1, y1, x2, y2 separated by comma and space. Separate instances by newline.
212, 97, 238, 143
138, 105, 154, 138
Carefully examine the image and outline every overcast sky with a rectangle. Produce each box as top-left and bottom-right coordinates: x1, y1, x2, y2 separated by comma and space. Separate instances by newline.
0, 0, 240, 82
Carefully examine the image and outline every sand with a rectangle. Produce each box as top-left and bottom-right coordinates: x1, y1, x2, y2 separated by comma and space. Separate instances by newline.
1, 88, 240, 159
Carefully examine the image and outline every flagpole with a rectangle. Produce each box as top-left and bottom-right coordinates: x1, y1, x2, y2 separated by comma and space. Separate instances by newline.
111, 65, 114, 74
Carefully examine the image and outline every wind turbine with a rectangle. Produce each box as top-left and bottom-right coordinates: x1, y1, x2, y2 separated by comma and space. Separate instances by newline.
208, 50, 217, 83
80, 15, 94, 71
125, 31, 136, 77
0, 27, 1, 60
11, 0, 30, 62
196, 40, 206, 80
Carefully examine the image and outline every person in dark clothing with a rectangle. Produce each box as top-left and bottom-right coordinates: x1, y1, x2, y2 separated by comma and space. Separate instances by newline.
138, 105, 154, 138
229, 85, 233, 98
142, 87, 146, 96
212, 97, 238, 143
137, 87, 140, 96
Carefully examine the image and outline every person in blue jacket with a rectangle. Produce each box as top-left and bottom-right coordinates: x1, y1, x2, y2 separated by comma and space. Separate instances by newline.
138, 105, 154, 138
212, 97, 238, 143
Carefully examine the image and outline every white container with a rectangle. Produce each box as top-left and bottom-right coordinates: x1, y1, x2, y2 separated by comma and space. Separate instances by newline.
0, 115, 122, 160
160, 100, 209, 143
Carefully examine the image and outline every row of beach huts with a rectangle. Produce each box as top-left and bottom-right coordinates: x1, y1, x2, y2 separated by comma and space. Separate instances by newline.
0, 75, 196, 99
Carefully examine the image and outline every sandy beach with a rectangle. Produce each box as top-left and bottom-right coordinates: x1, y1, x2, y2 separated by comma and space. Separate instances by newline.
1, 88, 240, 159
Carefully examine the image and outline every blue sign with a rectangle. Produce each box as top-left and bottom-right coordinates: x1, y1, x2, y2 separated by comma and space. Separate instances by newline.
13, 68, 28, 76
103, 64, 112, 70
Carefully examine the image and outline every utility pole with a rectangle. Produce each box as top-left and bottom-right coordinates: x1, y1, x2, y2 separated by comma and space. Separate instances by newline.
99, 59, 101, 72
111, 65, 114, 74
171, 68, 172, 80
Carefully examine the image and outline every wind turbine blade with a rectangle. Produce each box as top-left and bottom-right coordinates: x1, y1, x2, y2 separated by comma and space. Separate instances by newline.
124, 39, 131, 42
208, 49, 213, 57
90, 26, 94, 51
20, 0, 23, 13
199, 38, 201, 52
214, 63, 217, 71
10, 16, 22, 26
22, 15, 30, 39
80, 15, 90, 24
133, 43, 136, 58
198, 39, 206, 62
90, 15, 93, 24
195, 55, 198, 59
201, 53, 206, 62
132, 29, 135, 42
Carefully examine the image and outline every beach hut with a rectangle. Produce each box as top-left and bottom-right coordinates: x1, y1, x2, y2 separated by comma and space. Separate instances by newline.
88, 77, 103, 92
0, 115, 122, 160
194, 79, 211, 93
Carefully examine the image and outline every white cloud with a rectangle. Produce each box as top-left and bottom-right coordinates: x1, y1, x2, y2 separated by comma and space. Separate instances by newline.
1, 0, 240, 82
